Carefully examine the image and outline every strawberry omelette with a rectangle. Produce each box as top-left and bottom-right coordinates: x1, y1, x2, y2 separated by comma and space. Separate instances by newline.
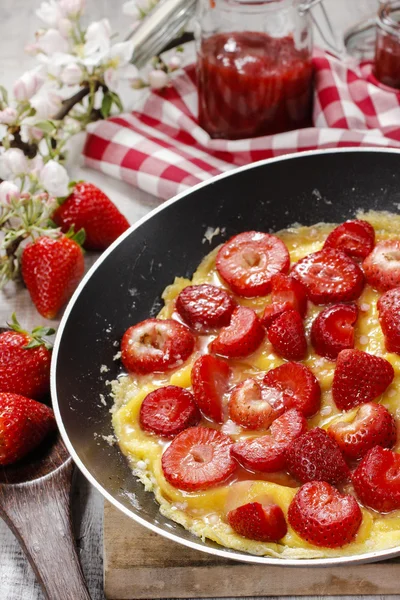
111, 210, 400, 559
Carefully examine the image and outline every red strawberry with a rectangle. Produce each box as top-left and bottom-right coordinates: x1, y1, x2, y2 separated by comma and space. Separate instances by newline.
228, 379, 278, 430
175, 284, 236, 332
121, 318, 195, 375
0, 393, 56, 465
161, 426, 236, 491
291, 248, 364, 305
311, 303, 358, 360
353, 446, 400, 512
210, 306, 264, 358
231, 408, 307, 472
191, 355, 231, 423
0, 314, 53, 400
363, 240, 400, 292
332, 349, 394, 411
267, 309, 307, 361
216, 231, 290, 297
378, 287, 400, 354
227, 502, 287, 542
286, 428, 349, 484
139, 386, 200, 437
53, 182, 130, 250
323, 220, 375, 260
21, 234, 85, 319
262, 273, 308, 327
263, 362, 321, 417
328, 402, 396, 460
288, 481, 362, 548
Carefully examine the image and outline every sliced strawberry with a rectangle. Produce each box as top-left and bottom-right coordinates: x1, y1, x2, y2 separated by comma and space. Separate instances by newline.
267, 309, 307, 361
291, 249, 364, 305
286, 428, 349, 484
139, 386, 200, 437
228, 379, 278, 430
311, 303, 358, 360
332, 349, 394, 411
263, 362, 321, 417
121, 318, 195, 375
231, 408, 307, 472
261, 304, 289, 329
328, 402, 396, 460
261, 274, 308, 328
175, 284, 236, 332
378, 287, 400, 354
353, 446, 400, 512
161, 426, 236, 491
323, 220, 375, 260
191, 355, 231, 423
288, 481, 362, 548
210, 306, 264, 358
227, 502, 287, 542
363, 240, 400, 292
216, 231, 290, 297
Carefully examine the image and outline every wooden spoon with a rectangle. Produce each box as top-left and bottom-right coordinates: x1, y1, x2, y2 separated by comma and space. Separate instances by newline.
0, 432, 91, 599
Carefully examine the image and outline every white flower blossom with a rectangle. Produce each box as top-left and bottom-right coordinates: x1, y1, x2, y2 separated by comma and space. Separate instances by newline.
59, 0, 85, 18
122, 0, 141, 20
168, 55, 181, 71
13, 69, 45, 101
103, 41, 136, 90
60, 62, 82, 85
0, 149, 29, 179
37, 28, 69, 55
39, 160, 70, 197
58, 17, 73, 38
0, 181, 20, 204
36, 0, 63, 27
83, 19, 112, 64
20, 117, 45, 143
0, 107, 18, 125
148, 69, 168, 90
30, 155, 45, 177
31, 91, 62, 119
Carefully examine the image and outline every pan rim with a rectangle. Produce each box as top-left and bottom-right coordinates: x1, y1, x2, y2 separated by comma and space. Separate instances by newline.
51, 146, 400, 567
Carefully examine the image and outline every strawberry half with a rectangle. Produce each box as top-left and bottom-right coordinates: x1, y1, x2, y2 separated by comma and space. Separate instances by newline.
378, 287, 400, 354
267, 309, 307, 361
291, 248, 364, 305
328, 402, 396, 460
231, 408, 307, 472
353, 446, 400, 512
210, 306, 264, 358
175, 284, 236, 332
263, 362, 321, 417
311, 303, 358, 360
161, 426, 236, 491
261, 274, 308, 327
191, 355, 231, 423
139, 386, 200, 437
323, 219, 375, 260
288, 481, 362, 548
363, 240, 400, 292
216, 231, 290, 297
286, 428, 350, 484
227, 502, 287, 542
332, 349, 394, 411
228, 378, 278, 430
121, 318, 195, 375
0, 393, 56, 465
53, 181, 130, 250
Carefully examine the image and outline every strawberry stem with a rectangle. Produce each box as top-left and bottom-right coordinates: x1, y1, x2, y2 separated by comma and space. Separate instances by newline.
7, 312, 55, 350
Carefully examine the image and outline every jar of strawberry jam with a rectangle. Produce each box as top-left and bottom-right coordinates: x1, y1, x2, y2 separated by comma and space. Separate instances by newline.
195, 0, 314, 139
374, 2, 400, 89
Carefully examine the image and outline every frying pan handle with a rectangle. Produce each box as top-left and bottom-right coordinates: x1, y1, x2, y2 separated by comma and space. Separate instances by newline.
0, 458, 91, 600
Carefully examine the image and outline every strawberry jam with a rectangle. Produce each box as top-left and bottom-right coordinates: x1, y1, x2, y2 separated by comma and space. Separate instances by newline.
374, 33, 400, 89
197, 32, 314, 139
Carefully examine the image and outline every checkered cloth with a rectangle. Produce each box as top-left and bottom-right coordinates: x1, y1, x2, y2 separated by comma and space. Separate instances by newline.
83, 48, 400, 200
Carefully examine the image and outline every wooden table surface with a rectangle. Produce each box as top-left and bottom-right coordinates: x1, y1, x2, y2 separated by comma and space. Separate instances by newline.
0, 0, 388, 599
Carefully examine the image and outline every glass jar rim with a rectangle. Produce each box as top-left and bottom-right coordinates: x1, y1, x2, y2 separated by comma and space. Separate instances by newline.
377, 1, 400, 37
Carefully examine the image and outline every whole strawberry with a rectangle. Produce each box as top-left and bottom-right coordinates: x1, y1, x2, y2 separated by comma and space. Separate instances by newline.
21, 233, 85, 319
0, 314, 54, 400
53, 182, 130, 250
0, 392, 56, 465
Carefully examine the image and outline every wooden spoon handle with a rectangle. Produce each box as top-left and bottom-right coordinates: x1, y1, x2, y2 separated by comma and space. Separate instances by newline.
0, 458, 91, 600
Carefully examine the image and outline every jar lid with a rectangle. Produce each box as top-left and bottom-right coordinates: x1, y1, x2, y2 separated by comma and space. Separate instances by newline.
344, 16, 376, 61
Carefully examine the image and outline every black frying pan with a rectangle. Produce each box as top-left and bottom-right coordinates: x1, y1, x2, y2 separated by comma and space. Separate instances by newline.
51, 148, 400, 566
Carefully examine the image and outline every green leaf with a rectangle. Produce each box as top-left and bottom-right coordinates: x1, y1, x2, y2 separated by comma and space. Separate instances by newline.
32, 326, 56, 337
7, 312, 24, 334
110, 91, 123, 113
33, 120, 57, 134
23, 339, 43, 349
101, 93, 113, 119
0, 85, 9, 104
72, 227, 86, 247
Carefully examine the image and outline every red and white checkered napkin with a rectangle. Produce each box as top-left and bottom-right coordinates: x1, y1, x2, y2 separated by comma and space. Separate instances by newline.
83, 48, 400, 200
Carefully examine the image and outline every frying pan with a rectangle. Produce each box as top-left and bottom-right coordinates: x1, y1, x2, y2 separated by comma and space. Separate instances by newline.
51, 148, 400, 566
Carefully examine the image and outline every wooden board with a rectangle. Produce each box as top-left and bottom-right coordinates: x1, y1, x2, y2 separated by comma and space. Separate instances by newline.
104, 501, 400, 600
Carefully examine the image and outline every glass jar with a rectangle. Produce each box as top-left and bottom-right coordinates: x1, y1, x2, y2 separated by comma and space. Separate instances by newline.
195, 0, 314, 140
374, 1, 400, 89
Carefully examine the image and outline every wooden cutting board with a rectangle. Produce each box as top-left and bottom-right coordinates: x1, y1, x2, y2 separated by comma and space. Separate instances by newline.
104, 501, 400, 600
